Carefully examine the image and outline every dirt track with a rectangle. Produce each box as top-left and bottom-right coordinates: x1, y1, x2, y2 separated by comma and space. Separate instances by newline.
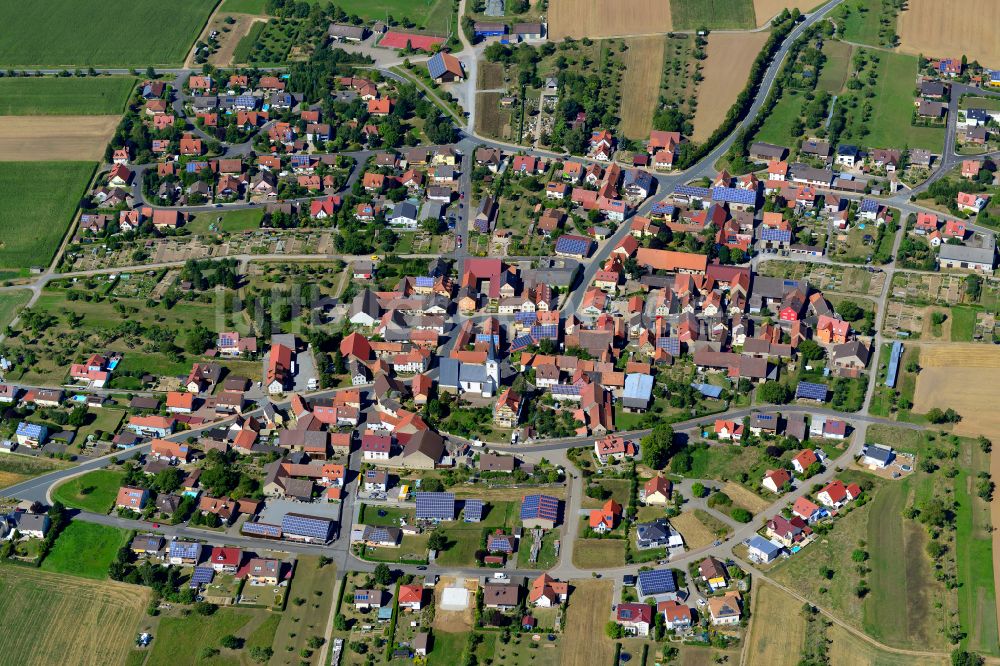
548, 0, 672, 40
0, 116, 118, 161
691, 31, 769, 142
897, 0, 1000, 68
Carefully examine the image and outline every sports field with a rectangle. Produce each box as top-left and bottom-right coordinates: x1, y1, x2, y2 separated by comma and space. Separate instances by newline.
745, 583, 806, 666
619, 37, 666, 140
548, 0, 673, 40
670, 0, 756, 30
0, 162, 94, 273
0, 0, 215, 67
0, 117, 118, 161
0, 566, 148, 666
897, 0, 1000, 69
691, 31, 770, 142
0, 77, 135, 116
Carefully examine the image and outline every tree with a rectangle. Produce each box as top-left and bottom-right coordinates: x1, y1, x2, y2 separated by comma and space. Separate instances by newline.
249, 646, 273, 663
605, 621, 625, 639
758, 381, 792, 404
851, 549, 869, 562
428, 531, 447, 551
641, 424, 673, 469
67, 405, 89, 428
952, 650, 984, 666
220, 635, 243, 649
691, 482, 706, 498
835, 300, 864, 321
797, 339, 825, 362
373, 563, 392, 586
185, 324, 215, 355
730, 508, 752, 523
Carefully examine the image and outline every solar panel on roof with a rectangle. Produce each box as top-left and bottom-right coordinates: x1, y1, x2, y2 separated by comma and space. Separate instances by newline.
415, 492, 456, 520
674, 185, 710, 198
515, 311, 537, 324
428, 53, 447, 79
691, 382, 723, 398
530, 325, 558, 341
712, 187, 756, 205
464, 499, 483, 522
190, 566, 215, 584
521, 494, 559, 520
637, 568, 677, 596
550, 384, 581, 396
415, 276, 434, 287
656, 337, 680, 355
510, 335, 534, 351
651, 202, 674, 215
555, 235, 592, 256
476, 333, 500, 345
796, 381, 828, 401
859, 198, 878, 212
885, 341, 903, 388
281, 513, 333, 540
760, 228, 792, 242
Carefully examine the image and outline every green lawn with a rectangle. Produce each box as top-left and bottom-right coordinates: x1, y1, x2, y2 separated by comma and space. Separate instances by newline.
187, 208, 263, 235
955, 450, 1000, 655
75, 407, 126, 443
818, 40, 852, 94
0, 290, 32, 330
0, 0, 214, 67
41, 521, 129, 579
359, 504, 415, 527
950, 306, 977, 342
0, 77, 135, 115
221, 0, 268, 13
839, 0, 887, 47
51, 469, 124, 514
434, 524, 484, 566
0, 162, 95, 274
861, 50, 944, 152
960, 95, 1000, 111
754, 91, 806, 146
517, 528, 560, 570
670, 0, 756, 30
145, 608, 259, 666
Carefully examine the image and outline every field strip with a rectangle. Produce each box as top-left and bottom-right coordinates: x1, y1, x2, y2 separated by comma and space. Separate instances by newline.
897, 0, 1000, 69
619, 37, 666, 140
548, 0, 672, 40
0, 116, 118, 161
691, 31, 769, 142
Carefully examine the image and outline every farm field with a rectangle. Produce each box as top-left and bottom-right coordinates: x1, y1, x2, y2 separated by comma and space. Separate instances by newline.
745, 583, 806, 666
670, 0, 756, 30
0, 116, 115, 161
691, 31, 770, 142
41, 521, 130, 580
912, 344, 1000, 438
0, 77, 135, 116
957, 444, 1000, 655
619, 37, 666, 140
51, 469, 125, 514
0, 0, 214, 67
0, 163, 93, 274
817, 39, 852, 94
221, 0, 267, 12
563, 580, 617, 666
897, 0, 1000, 68
0, 452, 71, 490
547, 0, 672, 40
271, 557, 334, 661
0, 566, 149, 666
474, 92, 508, 141
860, 50, 944, 151
0, 290, 32, 332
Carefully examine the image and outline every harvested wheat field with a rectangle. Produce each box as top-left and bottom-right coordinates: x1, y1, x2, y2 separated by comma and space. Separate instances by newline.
0, 116, 118, 161
827, 623, 948, 666
723, 481, 771, 514
563, 580, 616, 666
691, 31, 769, 142
912, 344, 1000, 438
548, 0, 672, 40
0, 566, 149, 666
752, 0, 814, 26
211, 14, 266, 67
745, 583, 806, 666
897, 0, 1000, 69
619, 37, 666, 140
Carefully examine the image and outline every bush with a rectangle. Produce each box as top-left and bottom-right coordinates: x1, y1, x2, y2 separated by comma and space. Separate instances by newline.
730, 508, 753, 523
220, 634, 243, 650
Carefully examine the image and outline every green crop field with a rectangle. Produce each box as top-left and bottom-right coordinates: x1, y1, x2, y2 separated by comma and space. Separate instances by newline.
51, 469, 124, 514
0, 162, 95, 275
670, 0, 756, 30
860, 50, 944, 151
221, 0, 267, 13
41, 521, 130, 579
0, 77, 135, 116
0, 0, 214, 67
0, 566, 149, 666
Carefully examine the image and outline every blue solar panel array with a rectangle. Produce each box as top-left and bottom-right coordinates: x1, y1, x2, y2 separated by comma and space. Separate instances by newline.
242, 521, 282, 538
859, 198, 879, 213
427, 53, 454, 80
712, 187, 757, 205
656, 337, 680, 355
464, 499, 483, 522
530, 325, 559, 341
515, 311, 538, 324
366, 526, 395, 542
415, 492, 456, 520
521, 494, 560, 522
415, 276, 435, 288
637, 568, 677, 596
555, 235, 592, 256
235, 94, 257, 108
550, 384, 581, 396
885, 341, 903, 388
510, 335, 534, 351
651, 202, 675, 216
169, 541, 201, 559
190, 566, 215, 585
487, 534, 514, 552
674, 185, 710, 199
796, 381, 828, 401
281, 513, 333, 541
760, 228, 792, 243
691, 382, 723, 398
